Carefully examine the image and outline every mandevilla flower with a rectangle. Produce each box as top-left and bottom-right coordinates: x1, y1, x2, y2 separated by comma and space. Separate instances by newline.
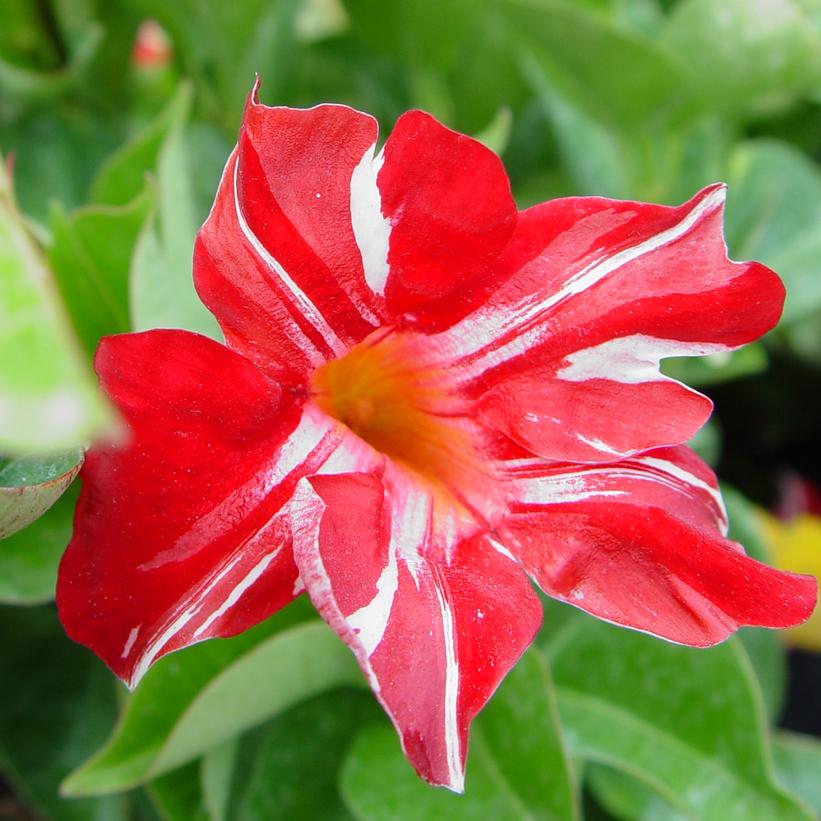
57, 81, 817, 791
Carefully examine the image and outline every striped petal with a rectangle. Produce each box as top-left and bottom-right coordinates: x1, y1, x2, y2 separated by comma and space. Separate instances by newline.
195, 85, 386, 382
291, 470, 541, 791
57, 331, 342, 687
376, 111, 517, 330
498, 446, 817, 645
442, 185, 785, 462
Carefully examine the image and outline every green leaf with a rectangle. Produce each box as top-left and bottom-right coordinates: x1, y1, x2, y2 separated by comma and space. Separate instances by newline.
722, 484, 772, 565
129, 205, 219, 337
126, 86, 221, 337
772, 732, 821, 816
717, 486, 785, 720
725, 139, 821, 326
662, 0, 821, 116
200, 739, 238, 821
661, 344, 768, 388
90, 87, 191, 209
544, 616, 810, 820
149, 762, 208, 821
0, 448, 82, 539
473, 107, 513, 156
0, 604, 128, 821
0, 109, 120, 224
0, 161, 117, 454
686, 417, 721, 468
0, 23, 102, 112
500, 0, 690, 133
587, 761, 690, 821
87, 83, 220, 337
48, 189, 152, 358
341, 648, 578, 820
519, 50, 631, 198
235, 689, 381, 820
0, 481, 77, 604
62, 605, 363, 795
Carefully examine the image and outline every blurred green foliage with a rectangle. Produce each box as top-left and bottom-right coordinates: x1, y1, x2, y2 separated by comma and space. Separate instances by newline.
2, 0, 821, 818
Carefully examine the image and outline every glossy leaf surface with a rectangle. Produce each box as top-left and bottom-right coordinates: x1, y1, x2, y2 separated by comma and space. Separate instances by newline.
543, 613, 811, 820
0, 448, 82, 539
0, 160, 116, 454
340, 648, 578, 820
62, 607, 363, 795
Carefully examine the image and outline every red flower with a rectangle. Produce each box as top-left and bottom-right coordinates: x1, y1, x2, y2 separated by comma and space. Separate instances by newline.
57, 82, 816, 791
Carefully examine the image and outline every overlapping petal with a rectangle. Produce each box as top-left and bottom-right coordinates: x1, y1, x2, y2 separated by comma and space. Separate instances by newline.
195, 92, 520, 385
291, 469, 541, 790
195, 88, 384, 382
376, 111, 517, 329
57, 331, 341, 686
437, 185, 785, 461
498, 446, 817, 645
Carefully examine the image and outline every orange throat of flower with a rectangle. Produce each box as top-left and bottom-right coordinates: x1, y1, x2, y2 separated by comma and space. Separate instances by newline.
310, 331, 480, 495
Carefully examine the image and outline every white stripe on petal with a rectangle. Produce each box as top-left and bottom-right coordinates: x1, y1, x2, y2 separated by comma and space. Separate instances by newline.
121, 626, 140, 659
575, 434, 625, 456
633, 455, 728, 533
127, 412, 342, 687
129, 550, 245, 686
192, 544, 285, 639
347, 547, 399, 656
430, 568, 463, 793
350, 144, 391, 297
139, 410, 337, 571
233, 159, 347, 357
556, 334, 730, 384
517, 472, 628, 505
452, 186, 727, 372
290, 478, 382, 694
512, 459, 727, 533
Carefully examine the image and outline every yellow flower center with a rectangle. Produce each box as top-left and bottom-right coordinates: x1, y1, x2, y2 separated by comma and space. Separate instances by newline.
310, 330, 478, 492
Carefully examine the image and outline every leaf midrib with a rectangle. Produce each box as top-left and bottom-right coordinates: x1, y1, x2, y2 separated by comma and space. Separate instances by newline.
555, 688, 807, 819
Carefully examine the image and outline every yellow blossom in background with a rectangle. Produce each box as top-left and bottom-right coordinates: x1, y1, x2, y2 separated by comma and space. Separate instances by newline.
760, 512, 821, 652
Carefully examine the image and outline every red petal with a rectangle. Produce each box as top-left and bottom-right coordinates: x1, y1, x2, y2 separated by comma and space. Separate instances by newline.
57, 331, 341, 686
195, 89, 386, 382
443, 185, 785, 461
291, 470, 541, 791
499, 446, 817, 645
377, 111, 517, 330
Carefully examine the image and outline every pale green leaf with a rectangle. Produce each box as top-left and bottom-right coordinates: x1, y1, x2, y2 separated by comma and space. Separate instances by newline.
0, 160, 117, 454
544, 616, 810, 820
725, 140, 821, 326
0, 448, 82, 539
128, 86, 220, 338
200, 739, 238, 821
663, 0, 821, 116
501, 0, 690, 133
772, 732, 821, 815
62, 606, 362, 795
